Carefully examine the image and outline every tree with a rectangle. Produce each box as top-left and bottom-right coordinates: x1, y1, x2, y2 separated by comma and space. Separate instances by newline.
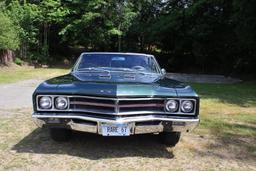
0, 0, 255, 75
231, 0, 256, 74
59, 0, 136, 51
112, 0, 137, 51
6, 1, 40, 59
38, 0, 69, 59
0, 11, 20, 65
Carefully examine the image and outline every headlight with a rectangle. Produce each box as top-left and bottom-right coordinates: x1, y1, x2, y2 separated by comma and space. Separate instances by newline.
55, 97, 68, 110
181, 100, 194, 113
165, 100, 179, 112
39, 96, 52, 109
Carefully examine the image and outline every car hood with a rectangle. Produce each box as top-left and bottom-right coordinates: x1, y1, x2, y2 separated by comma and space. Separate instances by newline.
34, 73, 197, 97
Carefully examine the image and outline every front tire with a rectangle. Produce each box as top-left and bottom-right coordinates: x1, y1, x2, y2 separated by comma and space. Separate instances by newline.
160, 132, 181, 146
49, 128, 72, 142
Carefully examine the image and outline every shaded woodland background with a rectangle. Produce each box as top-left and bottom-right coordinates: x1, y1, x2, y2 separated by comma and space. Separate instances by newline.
0, 0, 255, 77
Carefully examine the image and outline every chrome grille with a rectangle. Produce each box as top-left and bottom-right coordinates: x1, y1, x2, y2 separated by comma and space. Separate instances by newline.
36, 95, 197, 116
68, 96, 165, 115
69, 97, 116, 114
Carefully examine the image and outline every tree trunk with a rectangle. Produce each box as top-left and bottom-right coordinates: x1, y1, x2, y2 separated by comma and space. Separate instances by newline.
118, 24, 121, 52
43, 22, 49, 57
20, 41, 27, 59
44, 23, 48, 49
140, 34, 144, 52
0, 49, 15, 65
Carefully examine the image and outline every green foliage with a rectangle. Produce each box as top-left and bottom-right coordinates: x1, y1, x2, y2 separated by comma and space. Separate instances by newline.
14, 57, 23, 65
28, 51, 49, 65
138, 0, 256, 75
59, 0, 137, 50
39, 0, 69, 23
0, 12, 20, 50
0, 0, 255, 75
6, 1, 40, 46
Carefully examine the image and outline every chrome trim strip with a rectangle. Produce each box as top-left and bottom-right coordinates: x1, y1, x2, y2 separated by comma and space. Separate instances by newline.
41, 95, 166, 101
134, 125, 164, 134
32, 113, 199, 124
115, 99, 119, 113
106, 111, 168, 115
36, 109, 194, 116
68, 121, 98, 133
70, 101, 116, 108
119, 103, 164, 108
70, 101, 164, 108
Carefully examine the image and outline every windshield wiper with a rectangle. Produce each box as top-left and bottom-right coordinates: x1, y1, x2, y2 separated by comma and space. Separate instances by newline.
76, 67, 109, 72
110, 67, 135, 72
119, 68, 154, 74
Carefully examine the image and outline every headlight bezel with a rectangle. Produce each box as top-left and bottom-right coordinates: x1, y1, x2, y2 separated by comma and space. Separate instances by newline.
36, 95, 69, 111
38, 96, 52, 109
180, 100, 195, 113
55, 96, 68, 110
165, 99, 179, 113
165, 98, 196, 115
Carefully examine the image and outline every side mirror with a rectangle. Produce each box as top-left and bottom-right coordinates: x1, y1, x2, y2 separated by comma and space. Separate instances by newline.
161, 68, 166, 75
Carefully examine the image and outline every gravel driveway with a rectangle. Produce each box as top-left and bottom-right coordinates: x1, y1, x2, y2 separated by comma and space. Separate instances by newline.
0, 79, 43, 109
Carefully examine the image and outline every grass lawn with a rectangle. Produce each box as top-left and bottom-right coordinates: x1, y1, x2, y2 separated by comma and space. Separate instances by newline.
0, 66, 69, 84
192, 82, 256, 137
0, 70, 255, 170
192, 82, 256, 158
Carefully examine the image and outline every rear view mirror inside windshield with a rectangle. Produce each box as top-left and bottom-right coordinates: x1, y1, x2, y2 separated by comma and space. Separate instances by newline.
111, 57, 125, 61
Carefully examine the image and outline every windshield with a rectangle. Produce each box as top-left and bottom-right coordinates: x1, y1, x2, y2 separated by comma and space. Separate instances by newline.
74, 53, 160, 74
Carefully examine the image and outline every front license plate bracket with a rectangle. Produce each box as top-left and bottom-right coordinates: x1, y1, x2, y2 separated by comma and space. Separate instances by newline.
101, 123, 131, 136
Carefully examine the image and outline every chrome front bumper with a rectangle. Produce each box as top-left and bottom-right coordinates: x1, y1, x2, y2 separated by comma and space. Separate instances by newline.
33, 113, 199, 135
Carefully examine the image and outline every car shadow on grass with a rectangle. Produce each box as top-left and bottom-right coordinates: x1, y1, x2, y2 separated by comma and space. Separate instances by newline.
12, 128, 174, 159
193, 133, 256, 162
194, 121, 256, 160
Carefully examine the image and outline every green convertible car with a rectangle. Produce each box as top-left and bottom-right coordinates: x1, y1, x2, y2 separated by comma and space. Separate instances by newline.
32, 52, 199, 146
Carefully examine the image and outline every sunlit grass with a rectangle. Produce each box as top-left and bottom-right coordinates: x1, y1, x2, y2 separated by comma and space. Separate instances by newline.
191, 82, 256, 107
191, 82, 256, 139
0, 67, 70, 84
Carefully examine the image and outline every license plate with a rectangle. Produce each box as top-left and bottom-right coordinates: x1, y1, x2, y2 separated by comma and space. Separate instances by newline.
101, 124, 130, 136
